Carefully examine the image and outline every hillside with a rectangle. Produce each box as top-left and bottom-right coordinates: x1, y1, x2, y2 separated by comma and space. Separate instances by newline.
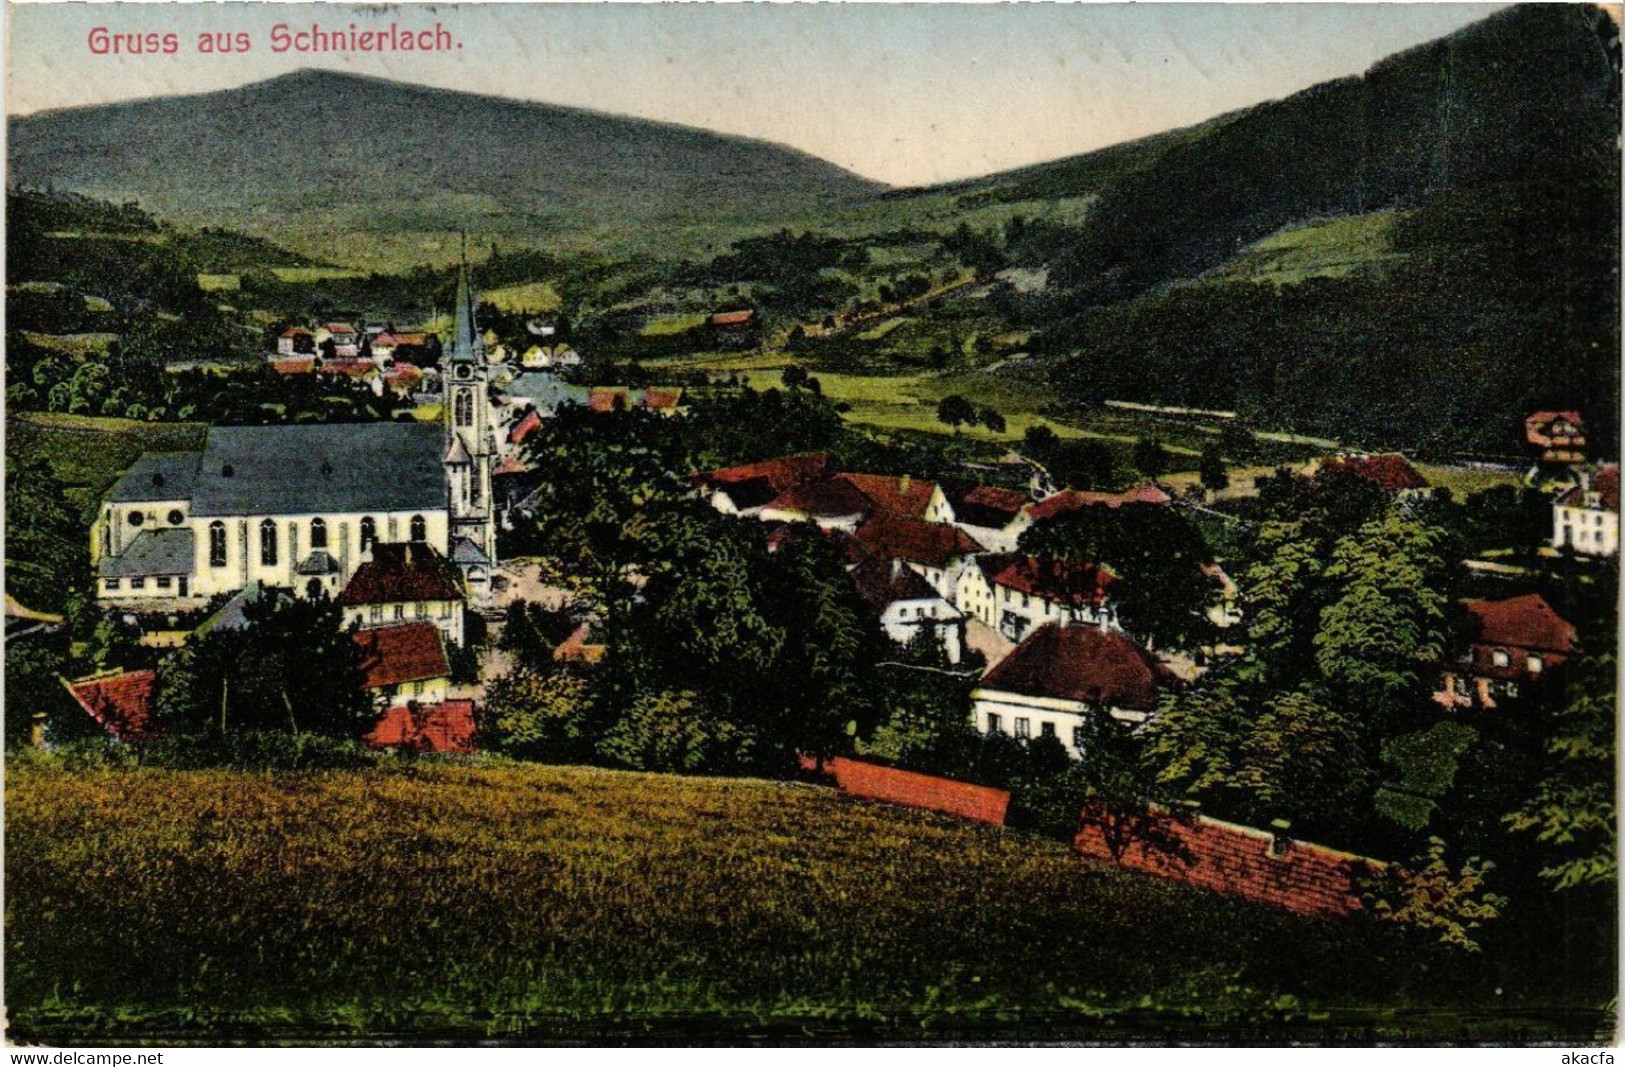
7, 70, 888, 268
7, 758, 1601, 1043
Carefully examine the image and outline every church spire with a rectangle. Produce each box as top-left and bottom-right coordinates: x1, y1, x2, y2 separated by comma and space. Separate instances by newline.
449, 231, 482, 364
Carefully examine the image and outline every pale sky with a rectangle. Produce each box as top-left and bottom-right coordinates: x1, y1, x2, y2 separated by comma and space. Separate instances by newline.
5, 3, 1511, 186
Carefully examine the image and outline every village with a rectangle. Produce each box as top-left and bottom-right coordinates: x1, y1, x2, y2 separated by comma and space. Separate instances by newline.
36, 252, 1618, 923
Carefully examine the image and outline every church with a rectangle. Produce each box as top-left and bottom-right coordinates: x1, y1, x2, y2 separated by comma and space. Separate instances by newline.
92, 256, 499, 610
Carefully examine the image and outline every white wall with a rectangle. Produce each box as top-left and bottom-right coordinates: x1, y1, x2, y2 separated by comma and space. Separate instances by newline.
1553, 504, 1620, 557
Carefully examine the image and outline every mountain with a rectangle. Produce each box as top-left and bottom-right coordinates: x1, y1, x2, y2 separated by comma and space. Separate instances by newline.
7, 70, 888, 268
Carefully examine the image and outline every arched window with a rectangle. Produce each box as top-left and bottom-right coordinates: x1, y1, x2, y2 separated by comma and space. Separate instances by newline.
454, 390, 473, 428
360, 517, 377, 554
310, 517, 328, 550
410, 515, 427, 542
471, 470, 482, 507
259, 519, 278, 567
209, 521, 227, 567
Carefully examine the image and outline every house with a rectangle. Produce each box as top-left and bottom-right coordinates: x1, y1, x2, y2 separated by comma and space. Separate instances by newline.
850, 555, 965, 663
1009, 484, 1173, 543
971, 623, 1174, 753
520, 344, 581, 370
1203, 563, 1244, 630
353, 622, 453, 708
270, 357, 316, 376
62, 668, 159, 742
322, 323, 360, 358
94, 257, 498, 609
1309, 453, 1429, 494
1552, 464, 1619, 557
337, 542, 467, 646
958, 554, 1117, 643
709, 308, 758, 348
941, 483, 1030, 552
852, 513, 984, 601
365, 699, 476, 754
276, 327, 315, 358
759, 476, 875, 531
1434, 594, 1575, 709
693, 453, 833, 517
639, 387, 682, 414
1525, 411, 1587, 467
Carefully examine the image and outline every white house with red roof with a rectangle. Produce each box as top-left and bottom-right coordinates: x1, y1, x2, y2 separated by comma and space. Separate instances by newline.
1552, 464, 1619, 557
971, 623, 1175, 753
850, 555, 965, 664
956, 553, 1118, 643
353, 621, 453, 708
1434, 593, 1576, 709
336, 542, 467, 646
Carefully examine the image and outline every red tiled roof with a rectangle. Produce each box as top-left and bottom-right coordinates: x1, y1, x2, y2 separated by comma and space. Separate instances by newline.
640, 387, 682, 411
271, 358, 316, 375
841, 473, 937, 520
1463, 594, 1575, 656
317, 359, 376, 377
710, 309, 756, 327
338, 543, 464, 607
853, 514, 983, 568
366, 699, 475, 754
393, 333, 430, 346
494, 455, 531, 477
509, 408, 543, 445
1525, 411, 1585, 448
64, 669, 158, 742
384, 364, 424, 383
1317, 453, 1428, 491
325, 323, 357, 335
554, 622, 606, 664
944, 483, 1030, 528
694, 453, 831, 494
280, 327, 314, 338
978, 623, 1167, 710
768, 476, 873, 520
353, 623, 451, 690
1026, 485, 1172, 523
988, 555, 1115, 606
588, 388, 631, 413
1558, 465, 1620, 511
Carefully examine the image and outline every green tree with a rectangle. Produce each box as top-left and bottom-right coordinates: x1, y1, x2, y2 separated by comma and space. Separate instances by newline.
1505, 642, 1617, 892
936, 394, 975, 434
1364, 837, 1507, 953
1131, 435, 1168, 480
596, 688, 742, 773
979, 406, 1008, 435
479, 667, 599, 763
1198, 444, 1230, 495
1232, 688, 1369, 829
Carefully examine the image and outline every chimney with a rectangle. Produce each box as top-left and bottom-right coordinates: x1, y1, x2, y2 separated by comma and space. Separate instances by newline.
29, 711, 47, 751
1268, 818, 1292, 858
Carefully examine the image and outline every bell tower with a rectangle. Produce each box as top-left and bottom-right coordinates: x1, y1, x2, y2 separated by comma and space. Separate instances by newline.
443, 235, 497, 598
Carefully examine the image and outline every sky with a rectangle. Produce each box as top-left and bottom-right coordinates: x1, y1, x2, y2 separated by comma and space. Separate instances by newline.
5, 2, 1513, 187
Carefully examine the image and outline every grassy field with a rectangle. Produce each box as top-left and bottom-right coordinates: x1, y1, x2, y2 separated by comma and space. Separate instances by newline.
1205, 211, 1405, 287
269, 267, 369, 283
484, 281, 564, 314
7, 757, 1588, 1044
6, 413, 207, 519
196, 273, 241, 292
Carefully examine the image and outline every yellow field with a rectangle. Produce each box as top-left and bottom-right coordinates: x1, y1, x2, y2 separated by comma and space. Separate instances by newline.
196, 273, 240, 292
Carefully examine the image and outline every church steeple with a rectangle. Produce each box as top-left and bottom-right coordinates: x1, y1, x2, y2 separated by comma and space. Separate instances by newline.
448, 232, 484, 365
441, 231, 496, 599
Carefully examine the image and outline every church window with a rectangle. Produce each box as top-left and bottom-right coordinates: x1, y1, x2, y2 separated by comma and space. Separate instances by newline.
454, 390, 473, 428
310, 518, 328, 550
156, 576, 172, 590
128, 511, 144, 527
105, 579, 120, 592
471, 470, 482, 506
167, 509, 184, 526
260, 519, 278, 566
360, 517, 377, 553
209, 522, 226, 567
410, 515, 427, 542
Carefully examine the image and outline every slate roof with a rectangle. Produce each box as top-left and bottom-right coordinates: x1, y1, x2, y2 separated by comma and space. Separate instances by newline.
186, 423, 445, 516
100, 528, 195, 577
64, 669, 158, 742
353, 622, 450, 689
107, 453, 202, 503
853, 514, 984, 568
296, 550, 341, 576
338, 543, 464, 606
450, 537, 490, 566
943, 483, 1029, 528
850, 556, 951, 613
978, 623, 1169, 711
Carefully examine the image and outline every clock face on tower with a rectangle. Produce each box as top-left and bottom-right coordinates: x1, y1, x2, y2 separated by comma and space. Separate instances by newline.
457, 365, 473, 380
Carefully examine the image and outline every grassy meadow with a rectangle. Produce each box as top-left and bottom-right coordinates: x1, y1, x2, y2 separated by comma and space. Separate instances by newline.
6, 412, 208, 520
8, 757, 1595, 1044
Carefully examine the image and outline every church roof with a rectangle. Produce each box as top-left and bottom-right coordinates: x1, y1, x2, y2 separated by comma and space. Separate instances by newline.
450, 536, 491, 566
296, 549, 342, 576
447, 248, 483, 364
107, 453, 202, 503
183, 423, 445, 516
99, 528, 195, 577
